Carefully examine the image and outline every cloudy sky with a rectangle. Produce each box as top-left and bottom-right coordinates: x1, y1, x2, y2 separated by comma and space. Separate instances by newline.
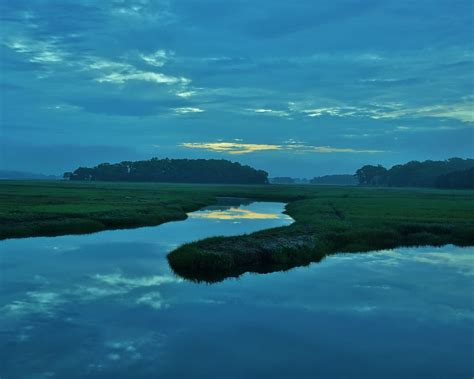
1, 0, 473, 176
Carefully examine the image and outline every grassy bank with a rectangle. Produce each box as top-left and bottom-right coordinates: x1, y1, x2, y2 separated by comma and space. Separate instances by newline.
168, 187, 474, 282
1, 181, 473, 283
0, 180, 307, 239
0, 180, 216, 239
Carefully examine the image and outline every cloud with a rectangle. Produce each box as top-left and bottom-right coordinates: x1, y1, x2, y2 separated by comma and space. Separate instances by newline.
369, 247, 474, 277
74, 286, 127, 300
180, 141, 385, 154
110, 0, 176, 23
252, 108, 290, 117
306, 146, 383, 153
96, 71, 189, 85
93, 273, 179, 289
3, 37, 66, 64
174, 107, 205, 114
76, 273, 180, 306
2, 271, 180, 321
414, 103, 474, 123
299, 101, 474, 123
3, 33, 191, 91
303, 107, 347, 117
78, 53, 190, 87
2, 291, 63, 317
365, 102, 474, 123
84, 58, 132, 71
241, 98, 474, 124
180, 142, 282, 154
175, 90, 197, 98
141, 49, 173, 67
105, 339, 143, 362
107, 353, 121, 361
136, 292, 167, 310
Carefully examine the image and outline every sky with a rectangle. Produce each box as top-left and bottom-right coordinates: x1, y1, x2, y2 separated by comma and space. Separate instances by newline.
0, 0, 473, 177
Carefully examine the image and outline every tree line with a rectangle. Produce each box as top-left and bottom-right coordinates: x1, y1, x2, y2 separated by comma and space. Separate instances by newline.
64, 158, 269, 184
355, 158, 474, 189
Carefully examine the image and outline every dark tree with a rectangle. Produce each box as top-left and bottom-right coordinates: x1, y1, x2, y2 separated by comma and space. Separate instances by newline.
64, 158, 269, 184
435, 167, 474, 189
355, 165, 388, 186
355, 158, 474, 188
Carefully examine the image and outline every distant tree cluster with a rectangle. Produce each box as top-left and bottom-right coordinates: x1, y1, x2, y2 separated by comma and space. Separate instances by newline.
270, 177, 296, 184
64, 158, 269, 184
269, 177, 311, 184
355, 158, 474, 188
435, 167, 474, 189
310, 174, 358, 186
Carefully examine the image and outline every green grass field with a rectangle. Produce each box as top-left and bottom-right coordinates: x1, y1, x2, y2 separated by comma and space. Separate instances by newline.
2, 180, 473, 282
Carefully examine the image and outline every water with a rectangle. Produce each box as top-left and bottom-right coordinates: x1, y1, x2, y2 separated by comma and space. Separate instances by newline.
1, 200, 473, 378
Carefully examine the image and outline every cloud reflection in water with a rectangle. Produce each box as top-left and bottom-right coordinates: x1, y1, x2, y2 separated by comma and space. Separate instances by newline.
188, 207, 290, 220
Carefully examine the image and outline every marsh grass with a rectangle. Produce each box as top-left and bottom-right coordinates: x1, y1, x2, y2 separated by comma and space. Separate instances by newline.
1, 180, 473, 282
0, 180, 213, 239
167, 187, 474, 282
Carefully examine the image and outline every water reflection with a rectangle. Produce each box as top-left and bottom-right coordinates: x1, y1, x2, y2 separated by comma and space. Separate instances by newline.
189, 207, 284, 220
0, 200, 473, 378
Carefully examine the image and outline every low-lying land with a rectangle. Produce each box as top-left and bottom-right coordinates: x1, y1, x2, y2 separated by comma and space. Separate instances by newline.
0, 180, 306, 239
169, 187, 474, 282
0, 180, 215, 239
1, 180, 473, 282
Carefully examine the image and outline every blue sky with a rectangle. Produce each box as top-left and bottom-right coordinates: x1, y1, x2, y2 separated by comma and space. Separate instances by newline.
1, 0, 473, 176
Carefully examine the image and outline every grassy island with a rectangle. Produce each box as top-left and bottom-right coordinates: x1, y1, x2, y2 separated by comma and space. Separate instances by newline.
168, 187, 474, 282
1, 181, 473, 282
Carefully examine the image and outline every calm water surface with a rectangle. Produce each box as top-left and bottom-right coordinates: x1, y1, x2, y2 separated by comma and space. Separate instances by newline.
1, 200, 473, 378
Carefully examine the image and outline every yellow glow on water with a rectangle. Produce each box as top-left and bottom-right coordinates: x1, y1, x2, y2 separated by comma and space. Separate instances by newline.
189, 208, 283, 220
